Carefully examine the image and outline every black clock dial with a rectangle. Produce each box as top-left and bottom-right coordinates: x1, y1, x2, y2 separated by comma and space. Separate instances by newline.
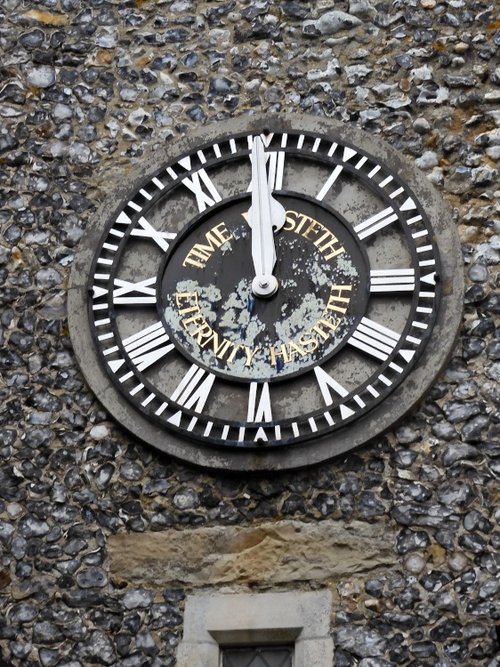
159, 194, 368, 383
69, 115, 462, 470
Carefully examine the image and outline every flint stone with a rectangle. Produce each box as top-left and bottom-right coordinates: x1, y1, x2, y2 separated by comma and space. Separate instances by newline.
173, 487, 199, 510
410, 641, 437, 657
432, 421, 457, 441
349, 0, 376, 16
303, 11, 362, 35
404, 554, 426, 574
434, 591, 457, 613
9, 602, 38, 623
109, 520, 395, 587
26, 66, 56, 88
33, 621, 64, 643
335, 625, 387, 657
416, 151, 439, 169
76, 567, 107, 588
0, 521, 15, 545
391, 504, 457, 527
468, 263, 489, 282
396, 529, 430, 554
462, 415, 490, 441
123, 588, 155, 609
79, 630, 116, 665
19, 516, 50, 538
437, 481, 475, 506
442, 400, 484, 423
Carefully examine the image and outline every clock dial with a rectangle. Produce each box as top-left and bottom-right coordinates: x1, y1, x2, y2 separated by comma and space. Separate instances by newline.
69, 115, 462, 470
159, 194, 368, 383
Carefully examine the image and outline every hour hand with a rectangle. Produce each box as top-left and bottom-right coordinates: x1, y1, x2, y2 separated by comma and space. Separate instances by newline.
247, 136, 286, 298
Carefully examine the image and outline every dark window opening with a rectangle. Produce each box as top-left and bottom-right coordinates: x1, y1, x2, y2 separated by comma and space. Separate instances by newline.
221, 645, 293, 667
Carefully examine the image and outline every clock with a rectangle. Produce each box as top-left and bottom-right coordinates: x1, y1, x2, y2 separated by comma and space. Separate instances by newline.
68, 115, 463, 471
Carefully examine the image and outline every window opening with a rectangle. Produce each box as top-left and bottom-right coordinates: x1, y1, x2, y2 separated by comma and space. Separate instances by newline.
221, 645, 293, 667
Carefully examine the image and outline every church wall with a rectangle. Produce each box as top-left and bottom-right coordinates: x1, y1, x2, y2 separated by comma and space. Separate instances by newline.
0, 0, 499, 665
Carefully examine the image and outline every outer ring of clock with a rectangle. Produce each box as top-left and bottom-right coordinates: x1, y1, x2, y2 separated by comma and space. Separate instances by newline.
68, 114, 463, 471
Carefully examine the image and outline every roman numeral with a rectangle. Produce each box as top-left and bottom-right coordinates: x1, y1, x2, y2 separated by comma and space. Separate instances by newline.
106, 321, 174, 376
315, 147, 357, 201
370, 269, 416, 293
248, 137, 285, 191
247, 382, 273, 422
170, 364, 215, 412
177, 156, 222, 212
314, 367, 348, 406
112, 277, 157, 305
314, 367, 356, 420
315, 165, 343, 201
130, 216, 176, 252
265, 149, 285, 191
246, 382, 273, 443
348, 317, 400, 361
354, 206, 398, 240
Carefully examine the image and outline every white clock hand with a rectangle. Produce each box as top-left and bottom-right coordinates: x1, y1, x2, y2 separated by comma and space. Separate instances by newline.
248, 136, 286, 298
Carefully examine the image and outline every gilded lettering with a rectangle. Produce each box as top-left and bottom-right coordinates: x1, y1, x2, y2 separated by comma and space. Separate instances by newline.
243, 345, 260, 367
175, 291, 200, 315
181, 313, 205, 331
298, 333, 320, 353
325, 284, 352, 315
288, 340, 307, 359
283, 210, 346, 261
302, 218, 323, 241
284, 210, 299, 231
294, 213, 311, 235
215, 338, 235, 360
310, 322, 330, 341
198, 330, 237, 362
317, 317, 341, 332
182, 222, 233, 269
315, 229, 345, 260
190, 321, 213, 344
269, 343, 291, 367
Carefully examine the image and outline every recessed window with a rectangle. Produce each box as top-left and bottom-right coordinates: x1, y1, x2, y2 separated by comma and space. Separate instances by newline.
177, 590, 332, 667
221, 645, 293, 667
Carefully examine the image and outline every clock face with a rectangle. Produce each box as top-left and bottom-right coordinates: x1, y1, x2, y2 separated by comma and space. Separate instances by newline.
69, 115, 463, 471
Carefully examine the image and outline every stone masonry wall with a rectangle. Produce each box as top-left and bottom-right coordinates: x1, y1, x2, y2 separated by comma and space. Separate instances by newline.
0, 0, 499, 665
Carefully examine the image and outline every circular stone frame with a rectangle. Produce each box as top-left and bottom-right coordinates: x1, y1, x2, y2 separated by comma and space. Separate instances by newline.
68, 114, 464, 472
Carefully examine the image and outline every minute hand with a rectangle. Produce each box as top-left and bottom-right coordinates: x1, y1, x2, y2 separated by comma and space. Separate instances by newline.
248, 136, 286, 298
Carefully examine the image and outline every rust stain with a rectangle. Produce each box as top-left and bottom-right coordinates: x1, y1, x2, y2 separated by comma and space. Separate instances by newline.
35, 122, 53, 138
486, 19, 500, 32
26, 85, 41, 97
136, 54, 152, 68
425, 132, 439, 147
22, 9, 69, 25
427, 543, 446, 565
431, 40, 447, 52
449, 108, 472, 133
0, 570, 11, 589
448, 108, 495, 140
96, 49, 115, 64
